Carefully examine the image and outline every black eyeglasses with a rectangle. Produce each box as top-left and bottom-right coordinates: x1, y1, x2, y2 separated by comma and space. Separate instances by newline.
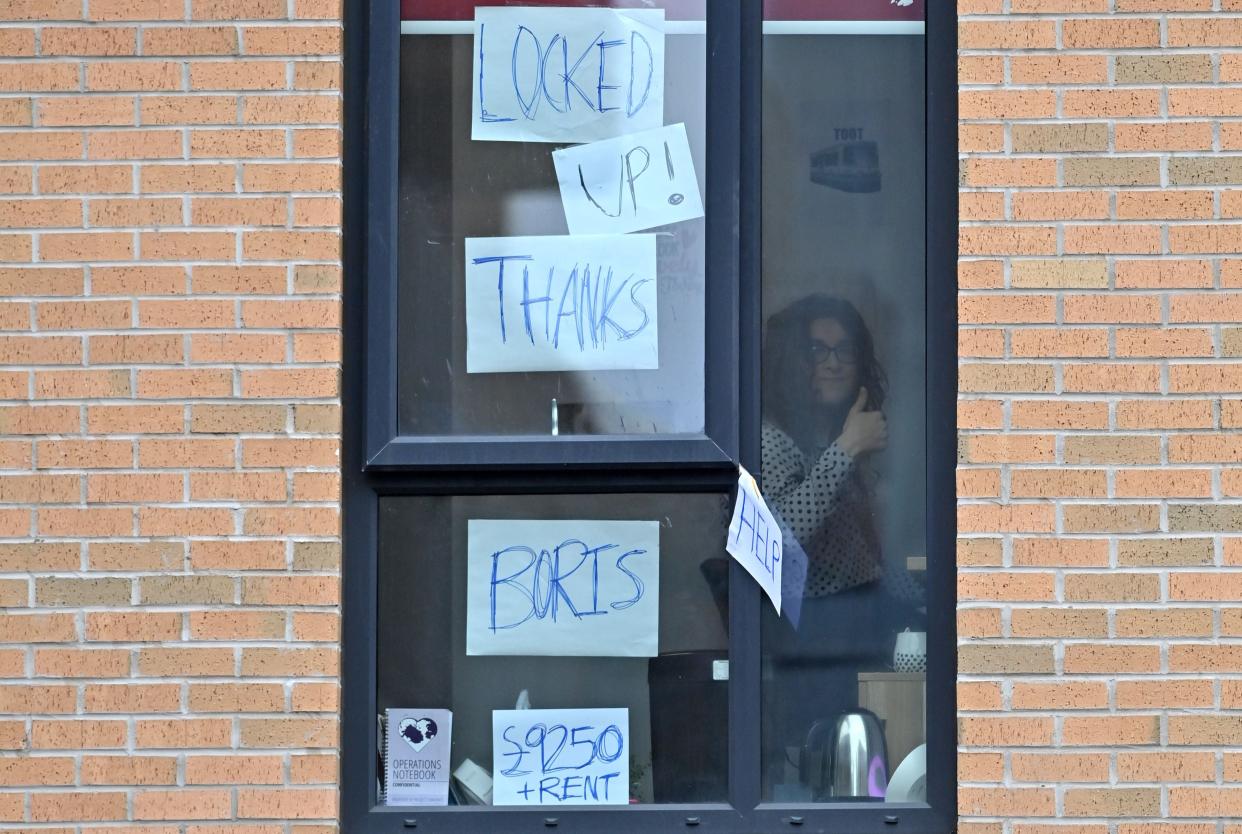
807, 339, 859, 366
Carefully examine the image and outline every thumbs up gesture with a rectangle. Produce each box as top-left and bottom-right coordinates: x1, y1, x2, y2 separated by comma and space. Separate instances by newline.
836, 387, 888, 458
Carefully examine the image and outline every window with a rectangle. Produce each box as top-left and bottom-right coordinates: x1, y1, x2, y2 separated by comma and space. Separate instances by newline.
341, 2, 956, 832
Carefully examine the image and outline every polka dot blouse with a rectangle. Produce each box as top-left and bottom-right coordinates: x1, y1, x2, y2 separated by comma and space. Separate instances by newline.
760, 421, 883, 598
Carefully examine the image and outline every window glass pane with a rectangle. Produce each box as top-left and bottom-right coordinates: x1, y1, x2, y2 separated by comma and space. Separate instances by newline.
377, 492, 730, 805
397, 2, 708, 437
758, 2, 930, 804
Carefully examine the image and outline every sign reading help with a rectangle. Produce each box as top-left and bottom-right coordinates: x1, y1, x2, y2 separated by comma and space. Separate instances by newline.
467, 519, 660, 657
464, 234, 658, 374
472, 7, 665, 143
553, 123, 704, 235
493, 708, 629, 806
727, 466, 782, 614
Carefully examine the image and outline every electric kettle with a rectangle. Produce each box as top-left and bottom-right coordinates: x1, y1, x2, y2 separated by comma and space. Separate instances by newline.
803, 709, 889, 799
830, 708, 889, 798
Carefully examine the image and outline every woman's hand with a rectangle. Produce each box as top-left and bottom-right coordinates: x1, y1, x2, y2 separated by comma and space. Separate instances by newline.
836, 387, 887, 458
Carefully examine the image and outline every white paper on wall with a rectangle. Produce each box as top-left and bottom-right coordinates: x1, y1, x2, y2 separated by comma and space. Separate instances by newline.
464, 234, 658, 373
726, 466, 782, 614
493, 708, 630, 805
472, 7, 665, 143
553, 123, 705, 235
466, 519, 659, 657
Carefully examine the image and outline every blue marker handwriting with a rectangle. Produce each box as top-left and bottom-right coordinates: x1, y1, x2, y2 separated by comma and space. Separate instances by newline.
489, 539, 648, 632
477, 20, 656, 126
498, 719, 625, 804
726, 469, 783, 613
471, 254, 652, 353
731, 485, 781, 583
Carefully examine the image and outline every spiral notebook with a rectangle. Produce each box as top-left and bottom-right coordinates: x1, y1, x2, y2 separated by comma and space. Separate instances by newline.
382, 708, 453, 806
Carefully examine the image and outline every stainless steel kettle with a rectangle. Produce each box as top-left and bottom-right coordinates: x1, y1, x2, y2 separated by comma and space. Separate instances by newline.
802, 709, 889, 799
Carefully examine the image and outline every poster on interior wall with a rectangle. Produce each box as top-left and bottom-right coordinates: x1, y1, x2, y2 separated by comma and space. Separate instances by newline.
493, 708, 630, 805
471, 6, 665, 143
384, 708, 453, 806
464, 234, 658, 373
466, 519, 660, 657
553, 122, 704, 235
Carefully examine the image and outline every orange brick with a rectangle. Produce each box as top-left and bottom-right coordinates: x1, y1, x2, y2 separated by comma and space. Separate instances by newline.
136, 719, 233, 750
142, 95, 238, 125
243, 163, 340, 192
1010, 468, 1106, 499
959, 788, 1055, 817
144, 26, 238, 55
1010, 400, 1108, 430
1064, 17, 1160, 48
1064, 644, 1160, 674
90, 334, 183, 364
189, 683, 284, 713
141, 231, 235, 261
186, 755, 283, 785
1116, 122, 1213, 152
189, 611, 284, 640
193, 0, 286, 19
1015, 753, 1110, 784
31, 792, 127, 822
92, 266, 186, 295
86, 612, 181, 642
190, 60, 286, 91
87, 404, 183, 434
192, 197, 286, 226
43, 27, 140, 56
958, 20, 1057, 49
291, 613, 338, 643
135, 789, 232, 821
239, 717, 337, 748
81, 756, 177, 786
141, 164, 235, 193
292, 128, 339, 158
137, 369, 232, 399
90, 198, 183, 227
1011, 608, 1108, 638
89, 542, 182, 572
1063, 363, 1162, 393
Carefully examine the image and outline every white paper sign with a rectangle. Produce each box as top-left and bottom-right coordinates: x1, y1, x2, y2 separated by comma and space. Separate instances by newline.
385, 708, 452, 806
472, 7, 665, 143
493, 708, 629, 805
467, 519, 659, 657
727, 467, 782, 614
553, 123, 705, 235
465, 234, 658, 373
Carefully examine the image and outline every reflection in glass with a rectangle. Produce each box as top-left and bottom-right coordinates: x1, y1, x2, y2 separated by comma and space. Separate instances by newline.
377, 493, 730, 805
759, 27, 928, 803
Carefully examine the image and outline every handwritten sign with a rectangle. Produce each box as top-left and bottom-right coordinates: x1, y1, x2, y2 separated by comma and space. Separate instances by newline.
493, 708, 629, 806
472, 7, 665, 143
465, 234, 658, 374
553, 123, 704, 235
727, 467, 782, 614
385, 708, 452, 806
467, 519, 659, 657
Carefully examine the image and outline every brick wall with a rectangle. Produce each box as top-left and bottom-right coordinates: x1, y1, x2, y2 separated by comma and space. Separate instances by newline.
958, 0, 1242, 830
7, 0, 1242, 829
0, 0, 342, 829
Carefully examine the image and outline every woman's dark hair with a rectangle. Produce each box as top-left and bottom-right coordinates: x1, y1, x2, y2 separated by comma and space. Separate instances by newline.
763, 294, 887, 451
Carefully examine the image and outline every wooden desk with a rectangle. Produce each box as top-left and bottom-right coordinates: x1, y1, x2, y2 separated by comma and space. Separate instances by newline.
857, 672, 926, 771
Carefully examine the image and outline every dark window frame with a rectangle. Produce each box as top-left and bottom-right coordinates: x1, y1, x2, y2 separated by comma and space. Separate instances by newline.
341, 1, 957, 832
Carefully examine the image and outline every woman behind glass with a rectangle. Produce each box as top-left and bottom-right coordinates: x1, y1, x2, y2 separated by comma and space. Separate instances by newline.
761, 294, 923, 794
